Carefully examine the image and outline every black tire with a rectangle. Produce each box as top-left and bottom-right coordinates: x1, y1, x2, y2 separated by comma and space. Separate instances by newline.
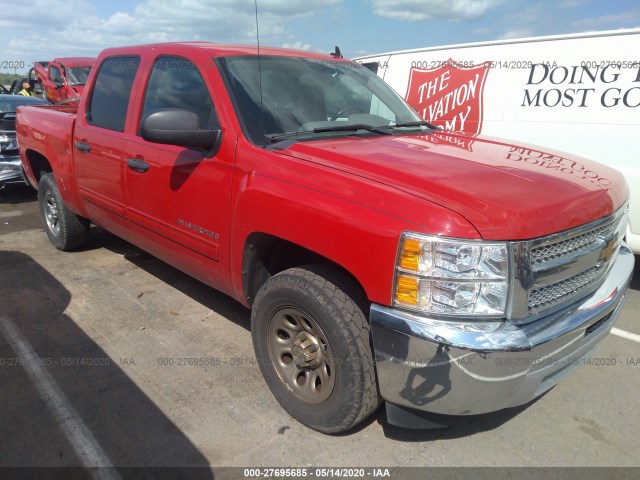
38, 173, 89, 251
251, 265, 380, 433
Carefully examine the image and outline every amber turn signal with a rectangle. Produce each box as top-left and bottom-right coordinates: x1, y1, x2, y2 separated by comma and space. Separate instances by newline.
399, 238, 421, 272
395, 275, 419, 306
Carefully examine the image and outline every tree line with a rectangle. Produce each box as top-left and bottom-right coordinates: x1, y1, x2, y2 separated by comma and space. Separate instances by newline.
0, 73, 25, 89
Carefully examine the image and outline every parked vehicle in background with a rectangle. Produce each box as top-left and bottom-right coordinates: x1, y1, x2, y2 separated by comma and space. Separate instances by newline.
356, 28, 640, 253
16, 42, 634, 433
0, 95, 49, 186
8, 77, 42, 96
33, 57, 95, 104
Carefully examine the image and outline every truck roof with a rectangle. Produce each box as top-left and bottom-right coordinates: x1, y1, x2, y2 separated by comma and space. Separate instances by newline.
34, 57, 95, 67
56, 57, 96, 66
98, 42, 340, 61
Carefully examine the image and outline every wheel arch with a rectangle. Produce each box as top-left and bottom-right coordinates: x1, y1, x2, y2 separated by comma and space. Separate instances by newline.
23, 146, 86, 216
24, 149, 53, 187
241, 232, 369, 312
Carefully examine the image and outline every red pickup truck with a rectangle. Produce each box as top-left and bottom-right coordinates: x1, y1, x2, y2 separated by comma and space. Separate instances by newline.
32, 57, 95, 104
16, 42, 634, 433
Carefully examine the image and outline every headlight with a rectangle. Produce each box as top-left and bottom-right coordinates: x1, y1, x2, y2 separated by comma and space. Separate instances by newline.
394, 233, 511, 317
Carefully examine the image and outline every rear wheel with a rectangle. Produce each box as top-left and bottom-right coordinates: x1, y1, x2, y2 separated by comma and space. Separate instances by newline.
38, 173, 89, 251
251, 265, 380, 433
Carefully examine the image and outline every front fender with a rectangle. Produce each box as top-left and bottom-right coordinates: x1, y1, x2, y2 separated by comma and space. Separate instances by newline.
229, 138, 479, 306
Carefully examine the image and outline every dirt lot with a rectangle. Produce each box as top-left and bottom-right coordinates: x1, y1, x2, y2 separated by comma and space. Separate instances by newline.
1, 184, 639, 473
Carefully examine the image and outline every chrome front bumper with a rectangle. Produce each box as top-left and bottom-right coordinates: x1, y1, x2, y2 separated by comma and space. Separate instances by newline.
370, 245, 634, 416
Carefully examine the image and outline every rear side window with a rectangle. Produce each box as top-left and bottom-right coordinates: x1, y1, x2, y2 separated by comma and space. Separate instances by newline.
141, 56, 218, 130
87, 56, 140, 132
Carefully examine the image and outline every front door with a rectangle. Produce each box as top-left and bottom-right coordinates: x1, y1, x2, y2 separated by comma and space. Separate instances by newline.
123, 55, 233, 288
46, 65, 64, 103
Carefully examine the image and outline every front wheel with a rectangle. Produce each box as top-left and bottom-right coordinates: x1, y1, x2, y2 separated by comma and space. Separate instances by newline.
38, 173, 89, 251
251, 265, 380, 433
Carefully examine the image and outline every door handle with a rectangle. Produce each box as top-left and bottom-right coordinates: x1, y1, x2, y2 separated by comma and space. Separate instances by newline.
75, 141, 91, 154
126, 158, 149, 173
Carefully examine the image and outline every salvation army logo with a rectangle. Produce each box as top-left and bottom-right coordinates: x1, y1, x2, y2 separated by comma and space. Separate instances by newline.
405, 60, 490, 136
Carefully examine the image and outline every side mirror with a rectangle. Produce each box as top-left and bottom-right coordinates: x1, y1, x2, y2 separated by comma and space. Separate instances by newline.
141, 109, 219, 150
54, 80, 64, 89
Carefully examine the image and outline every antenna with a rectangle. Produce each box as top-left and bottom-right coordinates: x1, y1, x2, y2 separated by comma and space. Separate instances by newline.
254, 0, 265, 146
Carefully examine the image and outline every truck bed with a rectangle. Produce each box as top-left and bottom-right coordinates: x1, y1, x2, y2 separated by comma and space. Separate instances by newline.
17, 103, 78, 191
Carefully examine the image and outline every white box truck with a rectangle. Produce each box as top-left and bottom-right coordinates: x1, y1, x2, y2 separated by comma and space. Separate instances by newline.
356, 29, 640, 253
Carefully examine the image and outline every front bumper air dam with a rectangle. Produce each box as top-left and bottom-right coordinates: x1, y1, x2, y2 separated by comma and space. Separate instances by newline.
370, 245, 634, 416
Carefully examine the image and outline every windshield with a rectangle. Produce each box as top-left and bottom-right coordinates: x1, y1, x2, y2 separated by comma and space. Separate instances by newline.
66, 66, 92, 86
217, 55, 423, 145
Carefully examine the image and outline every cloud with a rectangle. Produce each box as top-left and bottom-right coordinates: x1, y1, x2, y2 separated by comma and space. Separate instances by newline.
371, 0, 504, 22
487, 3, 545, 40
571, 10, 640, 28
497, 4, 545, 28
1, 0, 340, 66
497, 28, 533, 40
0, 0, 95, 29
281, 41, 312, 51
470, 26, 492, 35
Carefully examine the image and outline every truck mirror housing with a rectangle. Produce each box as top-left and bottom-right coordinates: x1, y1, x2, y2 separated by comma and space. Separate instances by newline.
141, 108, 219, 150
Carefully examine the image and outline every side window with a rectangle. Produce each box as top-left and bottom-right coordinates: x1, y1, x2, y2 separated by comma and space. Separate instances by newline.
50, 66, 63, 83
141, 56, 218, 130
87, 56, 140, 132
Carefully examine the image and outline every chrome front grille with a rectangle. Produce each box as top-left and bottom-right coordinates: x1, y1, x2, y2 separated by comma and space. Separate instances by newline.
530, 222, 613, 266
528, 265, 604, 310
511, 205, 628, 323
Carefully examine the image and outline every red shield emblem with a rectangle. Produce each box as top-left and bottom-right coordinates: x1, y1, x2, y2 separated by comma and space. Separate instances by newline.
405, 60, 490, 136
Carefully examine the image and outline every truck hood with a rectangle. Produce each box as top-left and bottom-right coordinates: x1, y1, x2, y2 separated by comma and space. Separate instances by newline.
277, 131, 628, 240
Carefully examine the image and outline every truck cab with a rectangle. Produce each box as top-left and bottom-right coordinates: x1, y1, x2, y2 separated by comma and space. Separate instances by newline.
34, 57, 95, 104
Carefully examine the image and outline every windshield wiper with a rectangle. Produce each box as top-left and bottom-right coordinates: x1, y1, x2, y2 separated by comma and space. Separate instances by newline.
266, 130, 316, 143
391, 120, 439, 129
312, 124, 392, 135
266, 124, 392, 144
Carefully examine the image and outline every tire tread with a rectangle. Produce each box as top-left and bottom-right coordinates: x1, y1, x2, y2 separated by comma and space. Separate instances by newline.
38, 173, 89, 251
252, 265, 381, 433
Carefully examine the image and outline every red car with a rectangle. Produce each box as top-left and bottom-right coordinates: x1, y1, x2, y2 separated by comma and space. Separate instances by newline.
33, 57, 95, 104
16, 42, 634, 433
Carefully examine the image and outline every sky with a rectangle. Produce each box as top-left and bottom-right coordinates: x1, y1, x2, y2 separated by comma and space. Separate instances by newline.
1, 0, 639, 73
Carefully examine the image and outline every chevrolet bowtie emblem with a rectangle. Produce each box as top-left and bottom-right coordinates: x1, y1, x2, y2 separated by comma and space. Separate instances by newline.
599, 237, 617, 263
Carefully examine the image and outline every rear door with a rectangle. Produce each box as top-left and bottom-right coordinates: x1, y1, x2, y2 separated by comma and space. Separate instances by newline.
73, 56, 141, 227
